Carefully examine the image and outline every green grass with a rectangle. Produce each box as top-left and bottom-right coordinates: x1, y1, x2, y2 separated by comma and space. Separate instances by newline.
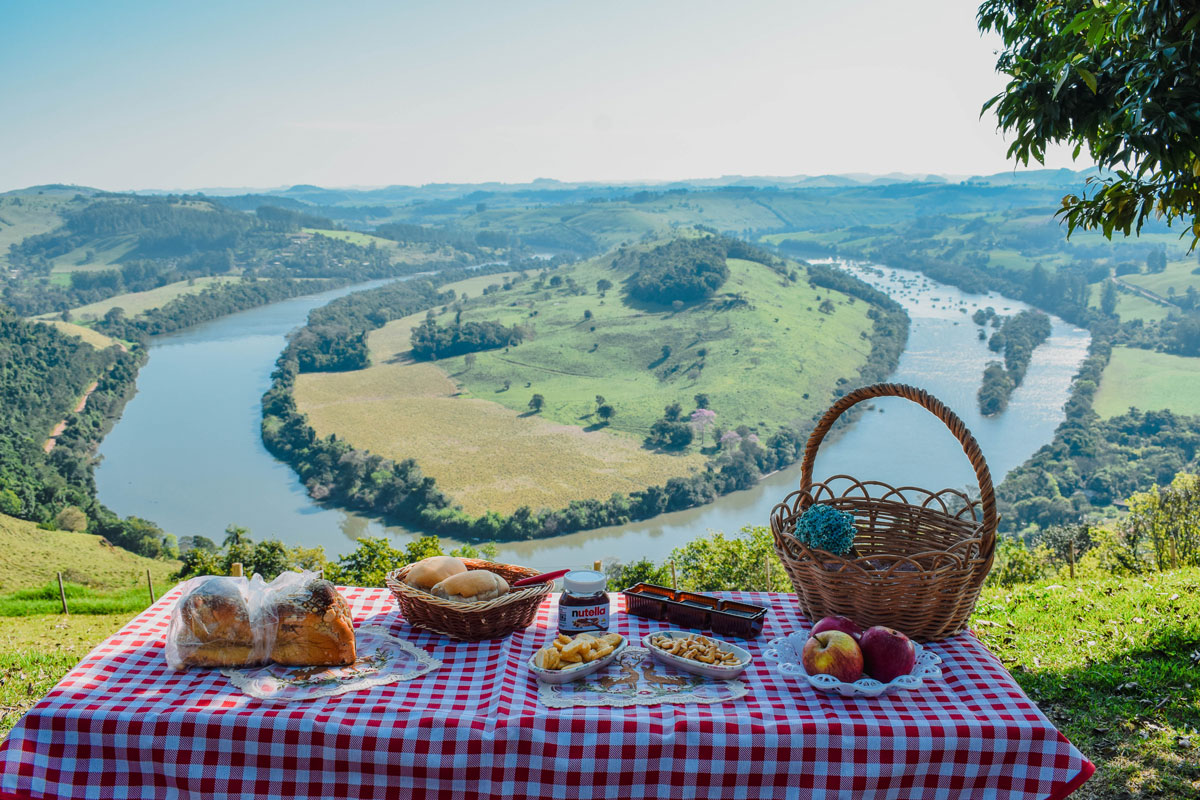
972, 569, 1200, 799
1094, 347, 1200, 418
0, 512, 179, 594
0, 582, 158, 616
0, 613, 134, 741
437, 256, 873, 437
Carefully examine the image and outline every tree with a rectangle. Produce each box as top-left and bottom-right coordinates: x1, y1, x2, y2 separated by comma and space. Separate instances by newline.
818, 299, 836, 314
596, 279, 613, 294
690, 408, 716, 444
583, 309, 593, 321
664, 402, 682, 421
694, 393, 710, 409
1146, 247, 1168, 273
1101, 279, 1119, 316
979, 1, 1200, 245
223, 524, 249, 548
528, 394, 545, 413
596, 403, 615, 423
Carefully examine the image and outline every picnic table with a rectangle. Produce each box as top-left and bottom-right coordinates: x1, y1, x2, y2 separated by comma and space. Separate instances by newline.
0, 587, 1094, 800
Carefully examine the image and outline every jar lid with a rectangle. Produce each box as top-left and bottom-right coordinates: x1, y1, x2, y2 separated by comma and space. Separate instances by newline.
563, 569, 607, 595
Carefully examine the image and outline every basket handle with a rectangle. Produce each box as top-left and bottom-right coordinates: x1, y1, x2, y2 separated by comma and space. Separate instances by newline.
799, 383, 998, 537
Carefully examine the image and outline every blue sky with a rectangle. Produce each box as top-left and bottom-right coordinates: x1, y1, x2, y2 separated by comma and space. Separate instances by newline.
0, 0, 1079, 191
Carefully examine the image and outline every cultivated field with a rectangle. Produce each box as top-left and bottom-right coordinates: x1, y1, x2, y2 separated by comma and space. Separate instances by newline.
1094, 346, 1200, 418
295, 250, 875, 514
42, 276, 238, 321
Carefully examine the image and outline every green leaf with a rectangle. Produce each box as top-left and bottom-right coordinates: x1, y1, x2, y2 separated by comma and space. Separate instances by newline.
1075, 66, 1098, 93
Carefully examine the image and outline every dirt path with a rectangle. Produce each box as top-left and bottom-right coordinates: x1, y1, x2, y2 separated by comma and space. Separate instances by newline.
42, 381, 99, 453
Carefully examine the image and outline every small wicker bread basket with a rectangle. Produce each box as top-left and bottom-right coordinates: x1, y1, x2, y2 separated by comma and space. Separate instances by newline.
385, 558, 551, 640
771, 383, 998, 642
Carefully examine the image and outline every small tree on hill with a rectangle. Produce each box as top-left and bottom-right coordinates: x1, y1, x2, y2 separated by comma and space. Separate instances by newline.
596, 403, 615, 424
596, 279, 613, 295
690, 408, 717, 444
529, 394, 545, 413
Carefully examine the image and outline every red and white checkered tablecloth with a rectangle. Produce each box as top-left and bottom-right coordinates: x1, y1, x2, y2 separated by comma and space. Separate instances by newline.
0, 587, 1093, 800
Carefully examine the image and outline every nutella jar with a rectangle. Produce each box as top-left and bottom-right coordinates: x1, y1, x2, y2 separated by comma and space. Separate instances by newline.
558, 569, 610, 634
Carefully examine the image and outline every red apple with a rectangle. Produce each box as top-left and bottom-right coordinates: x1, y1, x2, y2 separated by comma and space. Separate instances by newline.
811, 615, 863, 640
801, 630, 863, 683
859, 626, 916, 683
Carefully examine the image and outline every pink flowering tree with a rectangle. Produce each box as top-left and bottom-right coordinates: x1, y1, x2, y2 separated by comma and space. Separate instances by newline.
719, 430, 741, 449
690, 408, 717, 444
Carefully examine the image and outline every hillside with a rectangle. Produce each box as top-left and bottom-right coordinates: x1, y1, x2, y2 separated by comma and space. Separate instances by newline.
292, 237, 884, 515
0, 512, 178, 593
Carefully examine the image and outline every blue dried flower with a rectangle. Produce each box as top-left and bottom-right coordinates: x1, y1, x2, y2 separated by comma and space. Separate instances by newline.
795, 503, 857, 556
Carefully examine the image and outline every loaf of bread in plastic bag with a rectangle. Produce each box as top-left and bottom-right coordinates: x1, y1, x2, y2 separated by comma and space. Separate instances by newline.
165, 571, 355, 670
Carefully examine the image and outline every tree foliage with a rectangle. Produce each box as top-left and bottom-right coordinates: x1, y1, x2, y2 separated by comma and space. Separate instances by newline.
979, 1, 1200, 245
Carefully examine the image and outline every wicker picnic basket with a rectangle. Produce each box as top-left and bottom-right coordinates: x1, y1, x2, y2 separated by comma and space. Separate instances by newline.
385, 558, 551, 640
770, 383, 998, 642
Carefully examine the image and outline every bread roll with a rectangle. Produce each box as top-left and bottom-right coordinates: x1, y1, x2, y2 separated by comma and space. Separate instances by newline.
430, 569, 509, 603
267, 579, 356, 667
405, 556, 467, 592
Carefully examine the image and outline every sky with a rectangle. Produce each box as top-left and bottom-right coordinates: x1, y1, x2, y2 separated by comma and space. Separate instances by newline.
0, 0, 1081, 192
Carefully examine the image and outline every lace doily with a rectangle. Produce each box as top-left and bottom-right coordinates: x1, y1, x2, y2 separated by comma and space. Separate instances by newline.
222, 625, 441, 702
538, 647, 748, 708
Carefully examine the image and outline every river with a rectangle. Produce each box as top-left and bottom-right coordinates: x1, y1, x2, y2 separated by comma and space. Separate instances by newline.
95, 263, 1090, 570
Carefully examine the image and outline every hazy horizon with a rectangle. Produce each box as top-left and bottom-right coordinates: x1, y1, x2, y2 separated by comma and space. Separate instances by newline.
1, 0, 1082, 193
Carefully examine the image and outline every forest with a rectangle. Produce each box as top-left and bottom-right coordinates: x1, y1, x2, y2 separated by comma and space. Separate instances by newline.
623, 236, 731, 304
0, 307, 168, 555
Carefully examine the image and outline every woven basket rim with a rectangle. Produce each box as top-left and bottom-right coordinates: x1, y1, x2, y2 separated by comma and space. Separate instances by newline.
384, 558, 551, 614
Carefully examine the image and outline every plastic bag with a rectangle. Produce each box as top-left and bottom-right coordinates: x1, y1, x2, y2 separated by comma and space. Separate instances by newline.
165, 570, 346, 670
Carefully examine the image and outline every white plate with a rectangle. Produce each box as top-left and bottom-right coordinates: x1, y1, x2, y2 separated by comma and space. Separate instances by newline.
763, 629, 941, 697
642, 630, 752, 679
528, 635, 628, 684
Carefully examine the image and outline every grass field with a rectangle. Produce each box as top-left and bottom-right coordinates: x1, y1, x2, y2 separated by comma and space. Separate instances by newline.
48, 234, 138, 274
1087, 282, 1173, 323
0, 512, 179, 594
0, 613, 135, 741
1094, 347, 1200, 418
972, 568, 1200, 799
32, 319, 122, 350
295, 272, 712, 514
436, 257, 873, 437
304, 228, 449, 264
1124, 258, 1200, 301
42, 275, 238, 322
0, 192, 76, 266
295, 248, 875, 514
